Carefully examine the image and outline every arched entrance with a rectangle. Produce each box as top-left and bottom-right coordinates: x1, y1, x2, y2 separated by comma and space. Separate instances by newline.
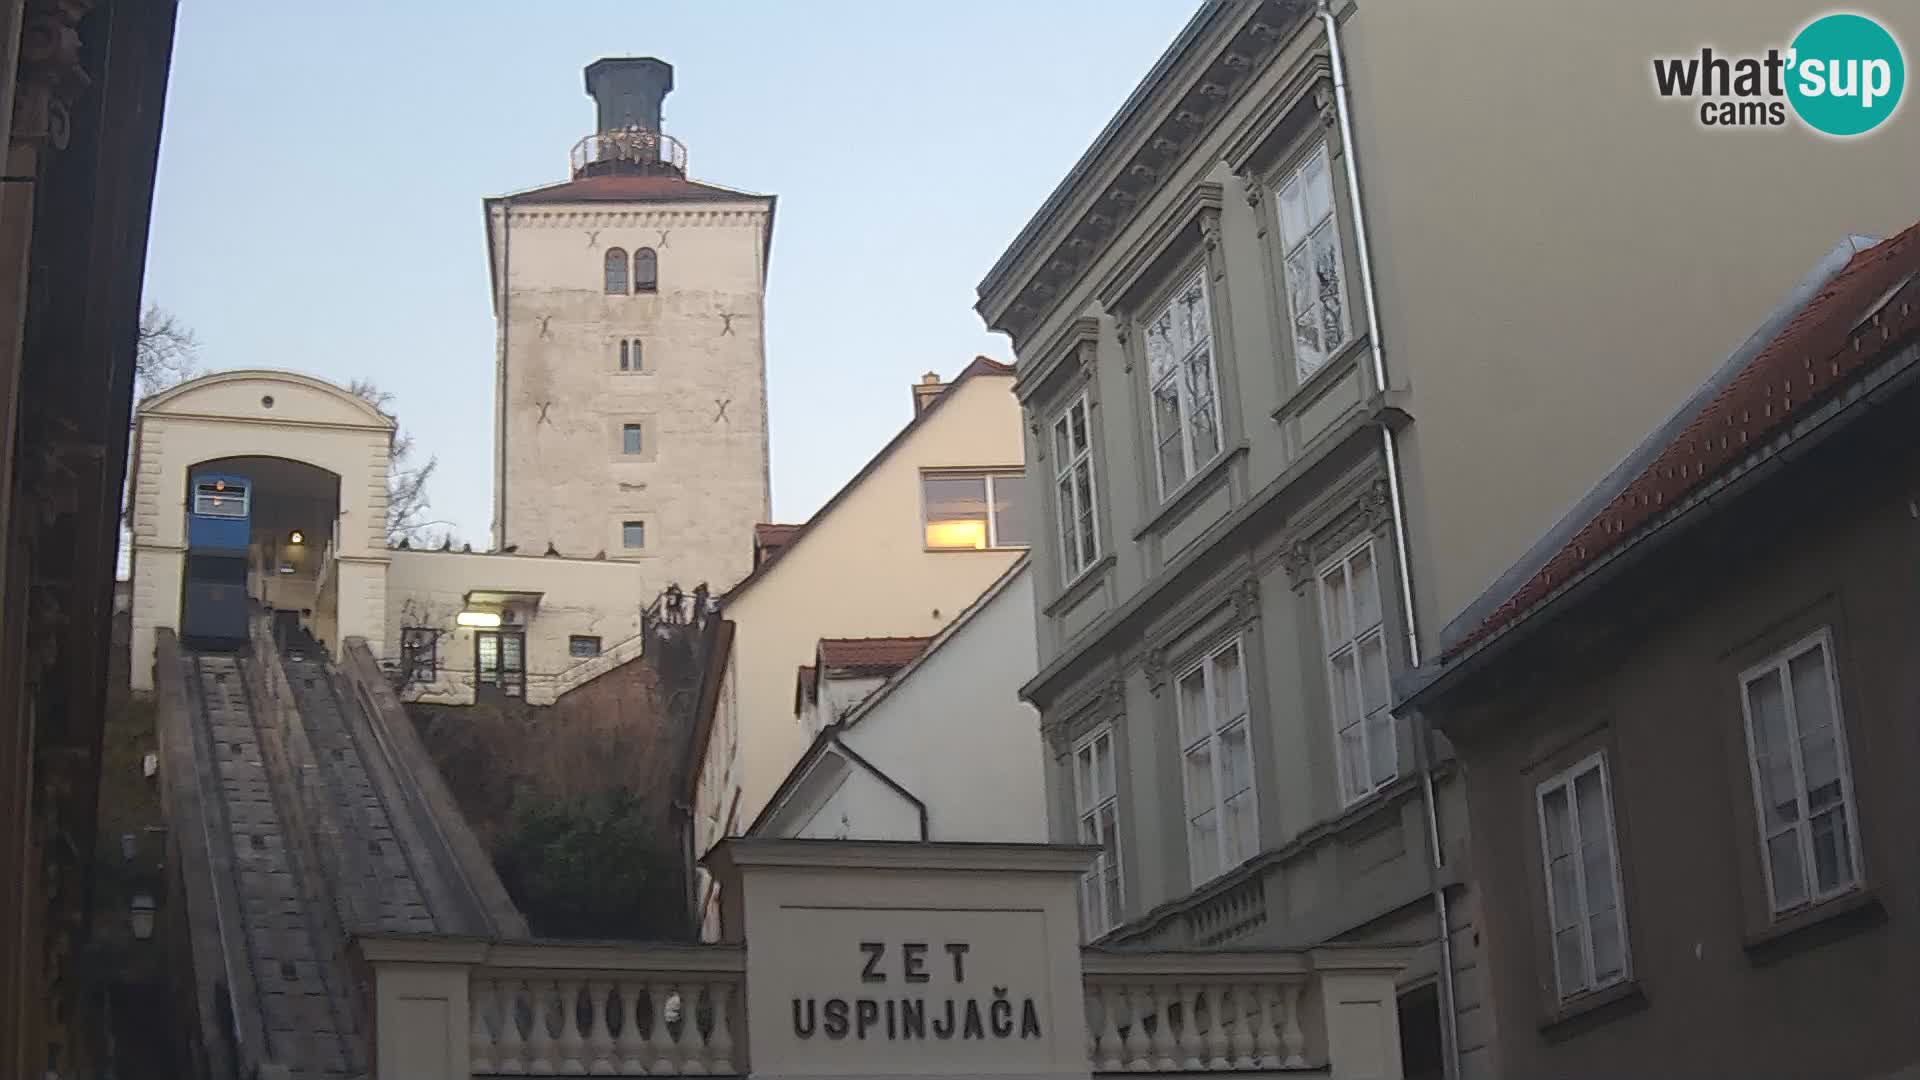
180, 455, 343, 649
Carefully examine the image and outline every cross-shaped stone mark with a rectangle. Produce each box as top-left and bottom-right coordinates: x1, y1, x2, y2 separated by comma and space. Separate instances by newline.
713, 398, 730, 423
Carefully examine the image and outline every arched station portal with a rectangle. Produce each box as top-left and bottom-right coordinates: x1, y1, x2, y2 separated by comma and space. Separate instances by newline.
182, 455, 342, 648
128, 369, 395, 690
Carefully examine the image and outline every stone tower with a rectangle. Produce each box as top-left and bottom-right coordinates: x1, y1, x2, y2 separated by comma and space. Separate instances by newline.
485, 57, 773, 593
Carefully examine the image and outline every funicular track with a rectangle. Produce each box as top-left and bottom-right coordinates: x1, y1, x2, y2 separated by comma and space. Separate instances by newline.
182, 649, 363, 1078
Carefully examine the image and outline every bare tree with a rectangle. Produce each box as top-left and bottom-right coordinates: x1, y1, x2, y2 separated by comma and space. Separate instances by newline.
135, 304, 199, 398
347, 378, 447, 547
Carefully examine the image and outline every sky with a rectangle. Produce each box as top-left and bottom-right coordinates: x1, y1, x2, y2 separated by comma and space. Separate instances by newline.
143, 1, 1200, 545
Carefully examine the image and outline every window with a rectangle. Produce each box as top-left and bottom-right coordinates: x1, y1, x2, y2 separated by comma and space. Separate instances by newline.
1073, 727, 1123, 938
569, 635, 602, 658
604, 247, 628, 294
1275, 143, 1351, 379
922, 471, 1028, 550
1051, 394, 1101, 580
399, 628, 437, 684
475, 630, 525, 697
622, 520, 646, 550
619, 338, 643, 371
1739, 629, 1862, 915
622, 423, 643, 455
1320, 540, 1395, 804
193, 479, 249, 518
634, 247, 658, 292
1175, 638, 1256, 885
1144, 269, 1222, 498
1535, 753, 1628, 1001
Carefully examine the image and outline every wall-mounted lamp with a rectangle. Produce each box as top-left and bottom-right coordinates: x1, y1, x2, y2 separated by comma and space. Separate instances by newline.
130, 893, 156, 941
288, 530, 305, 545
456, 611, 502, 628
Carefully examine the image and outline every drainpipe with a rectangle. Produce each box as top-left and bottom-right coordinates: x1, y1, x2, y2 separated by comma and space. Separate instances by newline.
1317, 3, 1461, 1077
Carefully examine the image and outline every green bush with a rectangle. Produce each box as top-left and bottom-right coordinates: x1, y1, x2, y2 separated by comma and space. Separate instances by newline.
494, 787, 684, 939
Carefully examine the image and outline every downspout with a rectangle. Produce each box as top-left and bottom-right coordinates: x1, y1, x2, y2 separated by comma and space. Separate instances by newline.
1318, 3, 1461, 1077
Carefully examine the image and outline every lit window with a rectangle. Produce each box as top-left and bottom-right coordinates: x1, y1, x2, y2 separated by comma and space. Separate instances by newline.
1051, 393, 1100, 579
622, 520, 646, 550
1320, 539, 1395, 805
1073, 726, 1123, 939
1144, 269, 1221, 498
1275, 143, 1351, 380
1739, 629, 1862, 915
622, 423, 643, 455
1536, 753, 1629, 1001
634, 247, 658, 293
193, 479, 250, 518
1176, 638, 1256, 885
569, 635, 602, 658
604, 248, 628, 294
922, 471, 1028, 550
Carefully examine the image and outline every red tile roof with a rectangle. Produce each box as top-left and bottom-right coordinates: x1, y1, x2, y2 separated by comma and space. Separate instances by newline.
505, 173, 761, 205
1446, 222, 1920, 661
753, 523, 802, 568
816, 637, 933, 676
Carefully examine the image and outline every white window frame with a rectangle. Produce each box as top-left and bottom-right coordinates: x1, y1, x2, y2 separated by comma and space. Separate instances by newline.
920, 469, 1029, 550
1534, 751, 1630, 1002
1737, 627, 1864, 917
1273, 141, 1352, 382
1143, 267, 1223, 500
1174, 637, 1258, 887
1318, 537, 1397, 805
1050, 392, 1101, 581
1072, 725, 1123, 940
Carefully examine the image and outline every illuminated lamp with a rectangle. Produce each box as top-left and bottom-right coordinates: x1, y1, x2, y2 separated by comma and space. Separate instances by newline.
456, 611, 503, 628
288, 530, 305, 545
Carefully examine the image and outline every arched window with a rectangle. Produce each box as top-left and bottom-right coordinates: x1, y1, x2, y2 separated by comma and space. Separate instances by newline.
634, 247, 658, 293
618, 338, 642, 371
604, 248, 628, 294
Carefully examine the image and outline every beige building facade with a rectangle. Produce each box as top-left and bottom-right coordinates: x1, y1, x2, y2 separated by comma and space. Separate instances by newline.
690, 361, 1028, 935
487, 57, 773, 597
979, 2, 1917, 1078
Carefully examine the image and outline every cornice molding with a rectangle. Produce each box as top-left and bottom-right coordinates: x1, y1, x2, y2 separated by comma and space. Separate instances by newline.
496, 207, 769, 229
1015, 313, 1105, 406
1095, 179, 1226, 316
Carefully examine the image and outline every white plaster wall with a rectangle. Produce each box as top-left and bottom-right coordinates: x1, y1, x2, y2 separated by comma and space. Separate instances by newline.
491, 198, 772, 597
715, 372, 1027, 834
127, 371, 392, 690
384, 548, 648, 706
832, 565, 1046, 843
792, 768, 922, 841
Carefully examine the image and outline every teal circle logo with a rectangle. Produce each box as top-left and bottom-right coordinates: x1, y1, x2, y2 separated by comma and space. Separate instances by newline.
1787, 13, 1905, 136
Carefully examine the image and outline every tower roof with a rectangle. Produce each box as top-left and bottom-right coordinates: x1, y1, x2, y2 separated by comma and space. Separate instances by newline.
498, 172, 763, 205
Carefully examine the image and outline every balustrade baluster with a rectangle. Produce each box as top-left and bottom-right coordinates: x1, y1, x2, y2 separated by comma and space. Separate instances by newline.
1120, 984, 1150, 1071
1205, 985, 1231, 1069
708, 981, 737, 1074
557, 977, 588, 1074
586, 979, 616, 1074
650, 981, 679, 1075
1177, 985, 1205, 1071
497, 979, 529, 1075
528, 980, 559, 1075
1096, 985, 1124, 1072
471, 978, 499, 1074
1279, 982, 1307, 1067
1148, 982, 1176, 1071
1230, 984, 1258, 1068
615, 979, 648, 1074
1254, 983, 1282, 1068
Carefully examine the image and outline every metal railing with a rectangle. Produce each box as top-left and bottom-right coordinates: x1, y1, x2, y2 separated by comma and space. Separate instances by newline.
570, 127, 688, 178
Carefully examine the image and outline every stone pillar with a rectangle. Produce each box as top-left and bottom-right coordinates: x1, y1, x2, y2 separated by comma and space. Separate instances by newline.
357, 939, 487, 1080
1313, 948, 1406, 1080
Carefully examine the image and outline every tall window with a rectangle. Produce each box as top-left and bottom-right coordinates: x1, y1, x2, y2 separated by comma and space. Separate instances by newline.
475, 630, 525, 697
619, 339, 643, 371
1176, 638, 1256, 885
1536, 753, 1629, 1001
622, 423, 643, 455
1144, 269, 1221, 498
1320, 540, 1395, 805
1275, 143, 1350, 380
634, 247, 658, 292
922, 471, 1029, 550
622, 520, 647, 550
1051, 394, 1100, 580
604, 247, 628, 294
1073, 727, 1123, 939
1739, 629, 1862, 915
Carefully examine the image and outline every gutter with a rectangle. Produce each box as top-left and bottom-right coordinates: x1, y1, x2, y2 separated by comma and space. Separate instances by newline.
1317, 3, 1459, 1076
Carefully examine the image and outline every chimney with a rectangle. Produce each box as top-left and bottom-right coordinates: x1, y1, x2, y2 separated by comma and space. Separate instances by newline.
584, 57, 674, 136
912, 372, 947, 415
